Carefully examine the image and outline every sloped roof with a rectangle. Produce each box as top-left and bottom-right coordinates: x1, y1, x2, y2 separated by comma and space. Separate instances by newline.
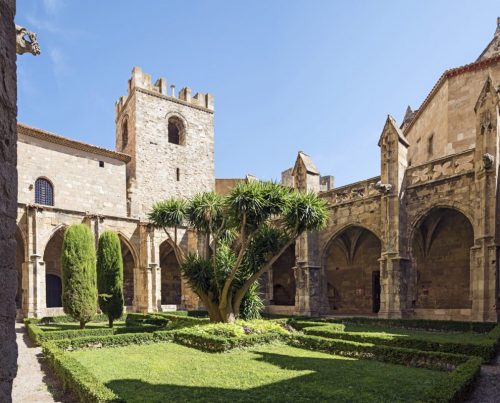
403, 54, 500, 134
18, 123, 131, 163
292, 151, 319, 176
378, 115, 410, 147
477, 18, 500, 61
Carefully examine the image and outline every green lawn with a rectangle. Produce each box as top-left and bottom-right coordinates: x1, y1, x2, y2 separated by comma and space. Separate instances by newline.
340, 324, 489, 343
71, 342, 447, 402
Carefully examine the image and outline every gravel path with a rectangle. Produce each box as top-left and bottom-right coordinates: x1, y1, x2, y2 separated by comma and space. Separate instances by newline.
465, 352, 500, 403
12, 323, 74, 403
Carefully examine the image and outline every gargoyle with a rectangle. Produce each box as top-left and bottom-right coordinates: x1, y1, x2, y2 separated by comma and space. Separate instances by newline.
374, 181, 393, 194
483, 153, 495, 170
16, 24, 41, 56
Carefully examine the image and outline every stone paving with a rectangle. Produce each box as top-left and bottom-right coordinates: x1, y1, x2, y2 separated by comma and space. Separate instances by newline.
12, 323, 73, 403
465, 352, 500, 403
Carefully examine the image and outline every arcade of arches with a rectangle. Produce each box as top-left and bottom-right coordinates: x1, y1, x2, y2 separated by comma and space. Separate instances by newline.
159, 241, 182, 306
119, 237, 135, 306
411, 208, 474, 310
324, 226, 381, 315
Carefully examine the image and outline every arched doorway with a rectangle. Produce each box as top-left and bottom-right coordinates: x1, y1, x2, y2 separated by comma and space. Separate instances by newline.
160, 241, 182, 305
412, 208, 473, 309
15, 228, 25, 309
44, 227, 65, 308
325, 226, 382, 314
119, 236, 135, 307
271, 245, 296, 306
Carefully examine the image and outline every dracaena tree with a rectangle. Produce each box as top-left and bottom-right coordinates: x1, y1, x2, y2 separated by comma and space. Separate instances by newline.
148, 181, 328, 323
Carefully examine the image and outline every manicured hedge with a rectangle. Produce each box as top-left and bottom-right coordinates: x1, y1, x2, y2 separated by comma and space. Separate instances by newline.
420, 356, 482, 403
125, 312, 209, 328
163, 310, 209, 318
52, 330, 174, 351
124, 313, 170, 327
172, 330, 289, 352
42, 342, 122, 402
25, 319, 160, 345
326, 317, 496, 333
302, 323, 500, 361
289, 334, 482, 402
35, 313, 113, 324
290, 334, 467, 370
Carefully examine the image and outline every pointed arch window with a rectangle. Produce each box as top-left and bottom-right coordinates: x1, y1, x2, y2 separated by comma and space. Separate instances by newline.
35, 178, 54, 206
122, 118, 129, 148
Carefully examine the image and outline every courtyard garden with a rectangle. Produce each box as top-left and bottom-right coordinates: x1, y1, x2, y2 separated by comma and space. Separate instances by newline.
22, 182, 500, 402
24, 312, 500, 402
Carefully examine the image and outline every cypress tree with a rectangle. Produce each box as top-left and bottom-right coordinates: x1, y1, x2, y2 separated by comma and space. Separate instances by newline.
61, 224, 97, 329
97, 231, 124, 328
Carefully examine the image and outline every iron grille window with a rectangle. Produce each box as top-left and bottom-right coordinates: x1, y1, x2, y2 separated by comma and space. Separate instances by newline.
35, 178, 54, 206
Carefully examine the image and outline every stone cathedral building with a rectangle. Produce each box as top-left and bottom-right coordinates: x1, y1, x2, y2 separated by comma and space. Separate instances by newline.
15, 19, 500, 322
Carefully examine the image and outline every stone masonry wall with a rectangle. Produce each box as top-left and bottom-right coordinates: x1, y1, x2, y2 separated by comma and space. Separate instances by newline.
0, 0, 17, 400
406, 63, 500, 166
116, 68, 215, 219
17, 133, 127, 216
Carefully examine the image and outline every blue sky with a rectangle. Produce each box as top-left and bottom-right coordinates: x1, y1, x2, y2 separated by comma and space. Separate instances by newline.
17, 1, 500, 186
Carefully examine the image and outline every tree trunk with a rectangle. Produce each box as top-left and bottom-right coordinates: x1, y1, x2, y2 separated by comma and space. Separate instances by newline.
80, 320, 86, 329
108, 317, 113, 328
219, 297, 236, 323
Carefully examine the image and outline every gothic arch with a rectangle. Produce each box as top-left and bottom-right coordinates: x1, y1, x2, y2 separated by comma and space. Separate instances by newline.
323, 225, 382, 314
322, 223, 383, 265
117, 233, 137, 307
159, 239, 182, 305
410, 207, 474, 310
408, 203, 475, 253
270, 244, 296, 306
43, 225, 67, 308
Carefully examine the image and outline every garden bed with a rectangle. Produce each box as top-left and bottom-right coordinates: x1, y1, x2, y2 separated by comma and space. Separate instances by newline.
31, 316, 495, 402
67, 342, 449, 402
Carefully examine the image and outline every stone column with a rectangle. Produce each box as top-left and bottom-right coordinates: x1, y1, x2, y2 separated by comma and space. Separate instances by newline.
377, 116, 410, 319
136, 223, 153, 312
471, 76, 500, 322
32, 255, 46, 317
292, 152, 329, 316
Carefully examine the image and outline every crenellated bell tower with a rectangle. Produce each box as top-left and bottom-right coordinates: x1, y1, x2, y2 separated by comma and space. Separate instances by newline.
115, 67, 215, 219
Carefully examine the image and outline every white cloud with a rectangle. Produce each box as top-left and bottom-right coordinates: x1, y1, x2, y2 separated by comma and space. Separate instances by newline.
50, 47, 69, 76
43, 0, 64, 15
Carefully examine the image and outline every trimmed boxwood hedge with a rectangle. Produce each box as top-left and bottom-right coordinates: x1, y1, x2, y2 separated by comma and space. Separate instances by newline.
43, 342, 122, 402
52, 330, 175, 351
25, 319, 161, 345
125, 312, 209, 328
35, 313, 114, 324
324, 317, 496, 333
290, 334, 482, 402
172, 330, 289, 352
301, 323, 500, 361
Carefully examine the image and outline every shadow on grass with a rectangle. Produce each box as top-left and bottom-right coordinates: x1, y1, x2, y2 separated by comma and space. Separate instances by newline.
106, 351, 441, 402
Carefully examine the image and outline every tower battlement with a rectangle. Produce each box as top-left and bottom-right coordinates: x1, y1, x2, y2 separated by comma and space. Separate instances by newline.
115, 66, 214, 118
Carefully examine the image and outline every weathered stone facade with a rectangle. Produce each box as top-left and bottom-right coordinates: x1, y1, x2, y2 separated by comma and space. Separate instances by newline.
14, 19, 500, 323
261, 20, 500, 322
